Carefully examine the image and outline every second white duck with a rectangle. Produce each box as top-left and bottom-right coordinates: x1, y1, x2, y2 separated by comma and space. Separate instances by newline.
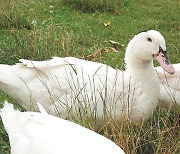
156, 63, 180, 113
0, 102, 125, 154
0, 30, 175, 124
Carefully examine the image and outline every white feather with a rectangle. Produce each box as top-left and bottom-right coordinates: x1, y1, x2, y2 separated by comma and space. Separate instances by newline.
37, 103, 48, 114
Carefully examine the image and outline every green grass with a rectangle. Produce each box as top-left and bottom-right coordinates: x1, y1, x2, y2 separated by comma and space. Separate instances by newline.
0, 0, 179, 153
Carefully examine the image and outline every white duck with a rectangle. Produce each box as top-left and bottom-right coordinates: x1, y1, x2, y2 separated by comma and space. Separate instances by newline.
155, 63, 180, 113
0, 30, 175, 124
0, 102, 125, 154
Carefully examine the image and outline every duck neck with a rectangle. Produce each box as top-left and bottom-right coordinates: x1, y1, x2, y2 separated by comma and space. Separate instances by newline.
123, 50, 160, 123
124, 53, 157, 81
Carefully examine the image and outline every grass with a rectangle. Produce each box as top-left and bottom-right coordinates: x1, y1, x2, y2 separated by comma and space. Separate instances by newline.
62, 0, 126, 14
0, 0, 179, 153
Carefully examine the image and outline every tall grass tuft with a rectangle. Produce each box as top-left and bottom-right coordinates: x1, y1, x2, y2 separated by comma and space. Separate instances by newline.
0, 13, 31, 30
61, 0, 127, 14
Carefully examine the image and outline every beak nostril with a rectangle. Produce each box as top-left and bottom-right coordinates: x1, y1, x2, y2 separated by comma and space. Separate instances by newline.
165, 60, 169, 65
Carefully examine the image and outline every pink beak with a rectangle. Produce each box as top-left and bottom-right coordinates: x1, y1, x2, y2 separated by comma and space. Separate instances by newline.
153, 47, 175, 75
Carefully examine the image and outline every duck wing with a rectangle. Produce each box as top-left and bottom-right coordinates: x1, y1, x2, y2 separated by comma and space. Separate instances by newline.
0, 57, 123, 117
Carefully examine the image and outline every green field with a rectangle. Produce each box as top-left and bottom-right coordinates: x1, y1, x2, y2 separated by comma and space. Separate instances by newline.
0, 0, 179, 153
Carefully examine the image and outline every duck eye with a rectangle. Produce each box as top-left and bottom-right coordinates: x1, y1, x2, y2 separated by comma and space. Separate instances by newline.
147, 37, 152, 42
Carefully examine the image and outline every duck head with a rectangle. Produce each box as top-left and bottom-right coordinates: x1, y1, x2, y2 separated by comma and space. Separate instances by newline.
125, 30, 175, 75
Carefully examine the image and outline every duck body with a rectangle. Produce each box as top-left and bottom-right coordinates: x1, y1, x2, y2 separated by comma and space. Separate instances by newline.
0, 56, 159, 124
156, 63, 180, 113
0, 102, 125, 154
0, 30, 175, 124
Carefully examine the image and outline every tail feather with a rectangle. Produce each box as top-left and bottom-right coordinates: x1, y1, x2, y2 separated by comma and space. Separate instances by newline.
0, 101, 18, 133
37, 103, 48, 114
